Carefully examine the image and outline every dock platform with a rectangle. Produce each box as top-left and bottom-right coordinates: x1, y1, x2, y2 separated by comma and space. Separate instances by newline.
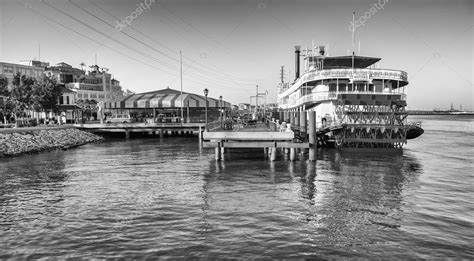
202, 111, 318, 161
74, 122, 205, 138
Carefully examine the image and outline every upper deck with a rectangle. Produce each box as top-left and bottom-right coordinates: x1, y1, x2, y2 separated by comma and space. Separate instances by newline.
279, 68, 408, 97
278, 46, 410, 110
306, 55, 381, 69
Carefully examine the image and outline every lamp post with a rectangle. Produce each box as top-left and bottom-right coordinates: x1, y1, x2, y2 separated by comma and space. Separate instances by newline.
204, 88, 209, 131
219, 95, 223, 128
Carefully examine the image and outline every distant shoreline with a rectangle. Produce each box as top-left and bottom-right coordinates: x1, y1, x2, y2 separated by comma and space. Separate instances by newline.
407, 111, 474, 116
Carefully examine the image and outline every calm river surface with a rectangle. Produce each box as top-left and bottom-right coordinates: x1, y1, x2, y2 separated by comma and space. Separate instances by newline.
1, 115, 472, 259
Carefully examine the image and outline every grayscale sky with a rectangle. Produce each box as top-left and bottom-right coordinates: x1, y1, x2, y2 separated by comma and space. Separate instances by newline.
0, 0, 472, 110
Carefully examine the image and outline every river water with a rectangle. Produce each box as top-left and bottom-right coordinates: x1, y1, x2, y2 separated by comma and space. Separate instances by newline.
0, 115, 472, 259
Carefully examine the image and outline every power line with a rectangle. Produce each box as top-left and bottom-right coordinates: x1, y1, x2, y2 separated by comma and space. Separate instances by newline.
16, 1, 175, 76
18, 1, 237, 92
41, 0, 237, 89
68, 0, 181, 69
160, 1, 230, 52
70, 0, 242, 87
42, 1, 178, 71
86, 0, 250, 88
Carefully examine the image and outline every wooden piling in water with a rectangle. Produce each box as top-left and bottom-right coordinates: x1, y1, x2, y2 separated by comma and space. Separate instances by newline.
215, 142, 221, 161
308, 111, 317, 161
290, 148, 296, 161
270, 147, 277, 161
300, 111, 308, 154
125, 130, 130, 139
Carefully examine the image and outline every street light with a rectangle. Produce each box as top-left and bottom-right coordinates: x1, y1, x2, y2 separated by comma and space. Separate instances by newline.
219, 95, 223, 127
204, 88, 209, 131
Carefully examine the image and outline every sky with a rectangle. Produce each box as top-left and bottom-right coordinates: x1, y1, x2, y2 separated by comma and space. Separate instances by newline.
0, 0, 472, 110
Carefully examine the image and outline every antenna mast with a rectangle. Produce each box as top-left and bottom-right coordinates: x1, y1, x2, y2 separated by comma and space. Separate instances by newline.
352, 11, 355, 73
280, 66, 285, 83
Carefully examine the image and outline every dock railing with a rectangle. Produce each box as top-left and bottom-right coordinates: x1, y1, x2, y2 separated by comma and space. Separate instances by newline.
206, 120, 222, 131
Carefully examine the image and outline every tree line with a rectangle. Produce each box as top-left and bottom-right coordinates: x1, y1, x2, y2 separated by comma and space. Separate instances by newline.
0, 73, 62, 126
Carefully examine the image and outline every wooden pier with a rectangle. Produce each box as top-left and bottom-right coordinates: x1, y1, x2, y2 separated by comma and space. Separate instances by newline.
74, 122, 206, 139
202, 111, 318, 161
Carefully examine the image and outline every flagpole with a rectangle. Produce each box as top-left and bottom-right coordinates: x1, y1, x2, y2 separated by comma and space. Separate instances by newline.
180, 50, 184, 123
352, 12, 355, 74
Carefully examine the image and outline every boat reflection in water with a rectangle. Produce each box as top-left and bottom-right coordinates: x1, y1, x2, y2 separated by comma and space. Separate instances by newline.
203, 149, 423, 257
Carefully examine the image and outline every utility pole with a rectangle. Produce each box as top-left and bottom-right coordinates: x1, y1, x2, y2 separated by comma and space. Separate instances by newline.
256, 85, 259, 113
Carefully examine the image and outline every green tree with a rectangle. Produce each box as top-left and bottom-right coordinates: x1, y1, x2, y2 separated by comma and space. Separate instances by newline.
8, 73, 36, 126
0, 74, 9, 96
12, 73, 35, 109
4, 73, 63, 127
35, 74, 62, 114
0, 75, 9, 124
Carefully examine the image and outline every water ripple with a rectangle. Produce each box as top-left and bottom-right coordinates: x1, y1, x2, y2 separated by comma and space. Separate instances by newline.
0, 116, 473, 258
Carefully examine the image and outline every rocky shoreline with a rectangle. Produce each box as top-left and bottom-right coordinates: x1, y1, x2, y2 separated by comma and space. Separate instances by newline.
0, 128, 103, 157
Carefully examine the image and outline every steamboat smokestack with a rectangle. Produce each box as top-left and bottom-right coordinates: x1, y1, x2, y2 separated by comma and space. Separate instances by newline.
294, 45, 301, 80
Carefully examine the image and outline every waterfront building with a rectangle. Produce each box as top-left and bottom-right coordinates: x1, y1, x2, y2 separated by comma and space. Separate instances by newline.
0, 61, 46, 89
1, 61, 126, 123
238, 103, 250, 111
45, 62, 84, 84
104, 87, 231, 123
57, 85, 78, 123
46, 63, 125, 103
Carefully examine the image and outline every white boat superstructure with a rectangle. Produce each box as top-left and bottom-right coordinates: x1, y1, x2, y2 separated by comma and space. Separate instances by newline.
277, 45, 422, 150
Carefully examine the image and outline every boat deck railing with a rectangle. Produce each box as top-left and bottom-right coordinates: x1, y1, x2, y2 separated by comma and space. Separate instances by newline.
281, 91, 407, 109
407, 121, 422, 128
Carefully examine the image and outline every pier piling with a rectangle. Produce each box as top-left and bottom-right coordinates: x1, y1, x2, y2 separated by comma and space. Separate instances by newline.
300, 111, 308, 154
290, 148, 296, 161
308, 111, 317, 161
270, 147, 277, 161
215, 142, 221, 161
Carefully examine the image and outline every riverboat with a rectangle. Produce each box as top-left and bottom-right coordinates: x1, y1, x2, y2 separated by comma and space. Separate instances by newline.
277, 45, 423, 150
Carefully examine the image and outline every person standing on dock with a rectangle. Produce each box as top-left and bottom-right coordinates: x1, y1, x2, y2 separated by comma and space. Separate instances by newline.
279, 121, 287, 132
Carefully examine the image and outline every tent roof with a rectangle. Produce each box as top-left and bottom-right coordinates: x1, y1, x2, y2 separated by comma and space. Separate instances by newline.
105, 88, 231, 109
